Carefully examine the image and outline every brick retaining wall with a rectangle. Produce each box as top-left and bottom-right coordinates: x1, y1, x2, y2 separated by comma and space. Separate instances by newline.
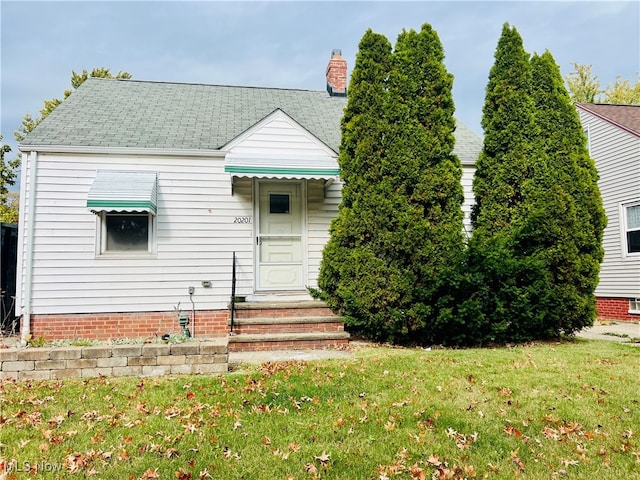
0, 339, 228, 381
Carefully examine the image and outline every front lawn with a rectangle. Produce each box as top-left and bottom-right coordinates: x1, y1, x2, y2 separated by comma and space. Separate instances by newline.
1, 340, 638, 479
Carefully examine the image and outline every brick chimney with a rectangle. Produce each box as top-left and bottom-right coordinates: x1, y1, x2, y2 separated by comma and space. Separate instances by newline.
326, 49, 347, 97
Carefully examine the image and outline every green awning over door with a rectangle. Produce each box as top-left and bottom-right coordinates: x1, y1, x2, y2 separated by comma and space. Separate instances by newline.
224, 154, 340, 180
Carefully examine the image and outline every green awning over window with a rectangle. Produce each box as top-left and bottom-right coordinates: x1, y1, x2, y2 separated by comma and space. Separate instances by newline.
224, 154, 340, 180
87, 171, 157, 215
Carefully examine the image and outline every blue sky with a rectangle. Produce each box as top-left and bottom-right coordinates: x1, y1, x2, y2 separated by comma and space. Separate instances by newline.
1, 0, 638, 169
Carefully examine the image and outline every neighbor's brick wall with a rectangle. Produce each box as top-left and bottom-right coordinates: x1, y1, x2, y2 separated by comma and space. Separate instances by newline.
29, 310, 230, 341
596, 297, 639, 322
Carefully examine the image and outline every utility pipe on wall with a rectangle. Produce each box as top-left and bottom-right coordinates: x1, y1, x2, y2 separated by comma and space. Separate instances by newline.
189, 288, 195, 337
21, 151, 38, 344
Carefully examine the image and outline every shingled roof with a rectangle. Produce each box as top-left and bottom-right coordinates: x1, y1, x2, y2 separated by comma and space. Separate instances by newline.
21, 77, 482, 164
576, 103, 640, 137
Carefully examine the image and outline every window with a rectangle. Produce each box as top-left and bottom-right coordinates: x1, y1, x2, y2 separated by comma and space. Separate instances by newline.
269, 193, 290, 214
87, 170, 158, 256
583, 127, 590, 154
630, 298, 640, 314
624, 203, 640, 254
99, 213, 155, 254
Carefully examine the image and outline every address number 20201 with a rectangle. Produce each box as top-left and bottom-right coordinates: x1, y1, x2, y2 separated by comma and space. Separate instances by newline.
234, 216, 252, 224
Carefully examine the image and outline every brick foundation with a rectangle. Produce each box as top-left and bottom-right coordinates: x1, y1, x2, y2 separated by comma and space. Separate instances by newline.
22, 302, 349, 353
29, 310, 230, 341
596, 297, 640, 322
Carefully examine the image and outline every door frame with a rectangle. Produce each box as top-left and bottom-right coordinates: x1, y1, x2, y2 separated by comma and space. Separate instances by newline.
253, 179, 308, 292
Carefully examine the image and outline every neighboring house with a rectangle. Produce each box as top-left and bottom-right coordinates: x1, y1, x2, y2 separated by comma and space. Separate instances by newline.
16, 51, 482, 347
576, 103, 640, 322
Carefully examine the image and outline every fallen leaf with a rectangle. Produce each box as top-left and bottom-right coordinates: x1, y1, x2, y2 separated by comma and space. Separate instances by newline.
198, 469, 213, 479
315, 451, 331, 465
409, 464, 426, 480
174, 467, 191, 480
289, 442, 301, 452
304, 462, 318, 475
165, 448, 179, 458
504, 425, 523, 438
511, 449, 525, 471
500, 387, 513, 397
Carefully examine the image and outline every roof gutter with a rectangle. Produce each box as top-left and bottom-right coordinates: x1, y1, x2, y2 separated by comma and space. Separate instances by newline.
18, 145, 228, 158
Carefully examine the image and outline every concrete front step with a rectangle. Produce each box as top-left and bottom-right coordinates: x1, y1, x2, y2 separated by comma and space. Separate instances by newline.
232, 300, 335, 319
230, 316, 344, 335
228, 301, 349, 352
227, 331, 350, 352
231, 315, 339, 325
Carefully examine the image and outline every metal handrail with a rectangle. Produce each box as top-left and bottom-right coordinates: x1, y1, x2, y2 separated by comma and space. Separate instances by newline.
230, 251, 237, 335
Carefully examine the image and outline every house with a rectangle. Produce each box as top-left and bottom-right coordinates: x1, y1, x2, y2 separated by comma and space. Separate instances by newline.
15, 51, 482, 349
576, 103, 640, 322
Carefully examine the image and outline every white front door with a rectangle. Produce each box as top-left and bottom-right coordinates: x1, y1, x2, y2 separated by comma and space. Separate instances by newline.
256, 181, 305, 290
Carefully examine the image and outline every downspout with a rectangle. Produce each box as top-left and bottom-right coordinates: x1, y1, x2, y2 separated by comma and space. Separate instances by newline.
21, 151, 37, 345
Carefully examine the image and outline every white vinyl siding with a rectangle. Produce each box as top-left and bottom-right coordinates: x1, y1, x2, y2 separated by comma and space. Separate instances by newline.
461, 165, 475, 237
224, 110, 337, 159
17, 152, 255, 315
307, 179, 341, 287
226, 110, 340, 294
578, 108, 640, 298
17, 113, 343, 316
17, 109, 483, 316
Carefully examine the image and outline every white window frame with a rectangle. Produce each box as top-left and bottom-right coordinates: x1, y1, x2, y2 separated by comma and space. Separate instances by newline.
583, 126, 591, 154
629, 298, 640, 315
620, 200, 640, 258
96, 212, 157, 256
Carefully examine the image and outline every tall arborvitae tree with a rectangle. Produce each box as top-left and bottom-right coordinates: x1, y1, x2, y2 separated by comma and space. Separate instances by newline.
456, 26, 606, 345
314, 30, 394, 340
386, 24, 465, 342
462, 23, 545, 343
471, 23, 537, 237
315, 24, 464, 344
524, 50, 606, 335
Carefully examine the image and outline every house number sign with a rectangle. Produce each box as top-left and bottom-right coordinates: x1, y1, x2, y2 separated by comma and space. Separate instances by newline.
234, 216, 252, 224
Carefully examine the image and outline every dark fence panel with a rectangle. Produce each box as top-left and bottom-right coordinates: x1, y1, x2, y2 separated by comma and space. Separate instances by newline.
1, 222, 19, 334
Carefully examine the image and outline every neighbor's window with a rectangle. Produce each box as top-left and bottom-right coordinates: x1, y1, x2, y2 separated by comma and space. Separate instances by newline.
100, 213, 154, 254
583, 127, 590, 154
629, 298, 640, 314
625, 203, 640, 254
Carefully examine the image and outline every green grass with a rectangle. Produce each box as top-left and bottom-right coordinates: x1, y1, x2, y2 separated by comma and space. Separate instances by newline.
1, 340, 639, 479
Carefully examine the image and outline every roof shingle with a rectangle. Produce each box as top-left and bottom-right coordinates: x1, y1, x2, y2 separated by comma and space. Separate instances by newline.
22, 77, 482, 164
576, 103, 640, 137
